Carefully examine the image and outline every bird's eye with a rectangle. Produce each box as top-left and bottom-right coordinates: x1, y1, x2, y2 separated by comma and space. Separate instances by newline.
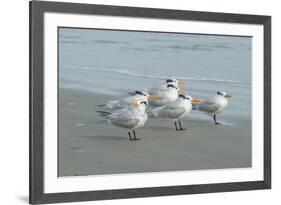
141, 101, 148, 106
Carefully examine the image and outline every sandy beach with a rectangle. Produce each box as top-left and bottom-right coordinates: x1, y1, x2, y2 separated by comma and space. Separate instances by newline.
58, 88, 251, 177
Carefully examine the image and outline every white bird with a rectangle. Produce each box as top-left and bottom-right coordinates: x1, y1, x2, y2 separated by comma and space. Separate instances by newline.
148, 83, 187, 107
193, 91, 232, 125
96, 100, 148, 140
152, 94, 201, 130
97, 91, 157, 111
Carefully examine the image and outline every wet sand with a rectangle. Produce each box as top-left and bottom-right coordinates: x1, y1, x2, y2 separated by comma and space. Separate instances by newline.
58, 88, 251, 177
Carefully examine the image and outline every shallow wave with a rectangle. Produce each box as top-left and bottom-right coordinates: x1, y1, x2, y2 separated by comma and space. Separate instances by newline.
60, 65, 250, 85
59, 37, 130, 45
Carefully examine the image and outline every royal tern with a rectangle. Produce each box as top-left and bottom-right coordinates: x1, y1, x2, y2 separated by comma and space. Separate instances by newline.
193, 91, 232, 125
152, 94, 201, 130
148, 84, 186, 107
97, 100, 148, 140
97, 91, 157, 111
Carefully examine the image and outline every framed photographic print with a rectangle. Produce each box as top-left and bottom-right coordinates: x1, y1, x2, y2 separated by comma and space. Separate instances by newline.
29, 0, 271, 204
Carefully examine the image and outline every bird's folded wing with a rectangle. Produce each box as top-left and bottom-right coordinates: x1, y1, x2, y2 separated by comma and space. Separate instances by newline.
156, 106, 186, 118
197, 100, 220, 113
110, 110, 140, 127
110, 109, 133, 119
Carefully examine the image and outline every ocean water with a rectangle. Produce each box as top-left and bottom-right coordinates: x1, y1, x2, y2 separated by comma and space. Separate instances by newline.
58, 28, 252, 124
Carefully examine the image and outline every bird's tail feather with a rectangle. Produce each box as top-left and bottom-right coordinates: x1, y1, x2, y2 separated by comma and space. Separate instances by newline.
96, 110, 111, 115
96, 110, 112, 120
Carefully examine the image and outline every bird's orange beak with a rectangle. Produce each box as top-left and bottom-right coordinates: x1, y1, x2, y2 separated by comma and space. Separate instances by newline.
192, 98, 202, 103
225, 94, 232, 98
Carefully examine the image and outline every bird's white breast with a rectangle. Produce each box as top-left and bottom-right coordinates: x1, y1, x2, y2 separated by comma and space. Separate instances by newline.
214, 96, 228, 114
183, 100, 193, 114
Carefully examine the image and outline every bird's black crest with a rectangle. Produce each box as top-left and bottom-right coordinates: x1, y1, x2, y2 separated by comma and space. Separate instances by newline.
167, 84, 177, 89
217, 91, 223, 95
135, 91, 144, 95
166, 79, 177, 83
179, 94, 186, 99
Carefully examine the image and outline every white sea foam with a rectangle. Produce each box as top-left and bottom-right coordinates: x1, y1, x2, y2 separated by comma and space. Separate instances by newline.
61, 65, 249, 85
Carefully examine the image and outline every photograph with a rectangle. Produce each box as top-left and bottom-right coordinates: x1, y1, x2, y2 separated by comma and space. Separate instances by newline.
58, 27, 252, 177
29, 1, 271, 203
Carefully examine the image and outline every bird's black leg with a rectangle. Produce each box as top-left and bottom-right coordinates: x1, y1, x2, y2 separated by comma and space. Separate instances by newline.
174, 121, 179, 131
213, 115, 220, 125
178, 120, 186, 131
133, 130, 140, 140
128, 132, 133, 140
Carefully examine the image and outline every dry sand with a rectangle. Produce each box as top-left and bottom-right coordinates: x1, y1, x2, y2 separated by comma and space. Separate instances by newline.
58, 88, 251, 177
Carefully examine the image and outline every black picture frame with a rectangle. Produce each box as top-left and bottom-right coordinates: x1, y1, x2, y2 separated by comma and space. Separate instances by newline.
29, 0, 271, 204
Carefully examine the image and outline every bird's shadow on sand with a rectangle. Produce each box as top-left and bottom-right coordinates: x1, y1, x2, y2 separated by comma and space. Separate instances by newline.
143, 125, 176, 131
78, 135, 129, 141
